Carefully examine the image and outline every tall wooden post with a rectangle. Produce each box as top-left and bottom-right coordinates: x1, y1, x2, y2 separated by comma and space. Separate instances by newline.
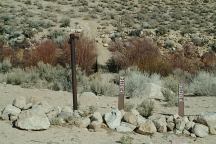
178, 81, 184, 117
118, 76, 125, 110
68, 33, 79, 111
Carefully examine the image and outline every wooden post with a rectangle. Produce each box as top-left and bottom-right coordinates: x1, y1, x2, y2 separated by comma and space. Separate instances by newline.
118, 76, 125, 110
68, 33, 79, 111
178, 81, 184, 117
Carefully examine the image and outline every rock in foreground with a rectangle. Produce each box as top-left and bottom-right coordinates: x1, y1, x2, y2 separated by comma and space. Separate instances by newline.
15, 109, 50, 130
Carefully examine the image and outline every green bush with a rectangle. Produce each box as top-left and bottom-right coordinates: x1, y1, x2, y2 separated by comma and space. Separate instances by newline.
6, 68, 26, 85
137, 99, 154, 118
189, 71, 216, 96
162, 88, 177, 107
90, 73, 118, 96
60, 18, 70, 27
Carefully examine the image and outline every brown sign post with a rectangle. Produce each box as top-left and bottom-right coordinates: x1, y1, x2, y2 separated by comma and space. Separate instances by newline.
118, 76, 125, 110
178, 81, 184, 117
68, 33, 79, 111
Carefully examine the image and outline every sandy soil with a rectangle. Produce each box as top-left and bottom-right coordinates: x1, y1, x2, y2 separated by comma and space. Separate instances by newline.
0, 83, 216, 144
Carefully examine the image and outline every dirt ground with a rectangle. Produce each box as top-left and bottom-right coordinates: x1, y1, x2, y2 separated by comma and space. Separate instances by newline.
0, 83, 216, 144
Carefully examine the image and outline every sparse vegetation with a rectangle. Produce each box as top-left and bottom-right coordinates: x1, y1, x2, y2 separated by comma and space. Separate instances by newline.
137, 99, 154, 118
189, 71, 216, 96
119, 135, 133, 144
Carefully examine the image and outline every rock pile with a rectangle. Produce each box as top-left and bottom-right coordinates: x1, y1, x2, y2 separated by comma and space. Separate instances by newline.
0, 97, 216, 138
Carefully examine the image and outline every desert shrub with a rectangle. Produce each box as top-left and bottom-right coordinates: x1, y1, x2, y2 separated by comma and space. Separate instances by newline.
162, 88, 177, 107
6, 68, 26, 85
124, 102, 134, 112
60, 18, 70, 27
162, 75, 178, 93
210, 41, 216, 53
189, 71, 216, 96
108, 38, 171, 76
137, 99, 154, 118
0, 59, 12, 73
155, 26, 169, 36
89, 73, 118, 96
121, 68, 161, 98
119, 135, 133, 144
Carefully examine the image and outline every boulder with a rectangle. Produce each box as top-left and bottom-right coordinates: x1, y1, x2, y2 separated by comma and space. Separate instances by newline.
32, 101, 52, 114
104, 108, 122, 129
78, 117, 91, 128
136, 120, 157, 135
12, 97, 26, 109
1, 104, 21, 120
185, 121, 195, 131
116, 122, 136, 132
175, 118, 186, 132
131, 109, 139, 116
47, 106, 61, 121
192, 124, 209, 138
23, 103, 33, 110
183, 129, 191, 136
91, 112, 103, 123
89, 121, 102, 131
153, 116, 167, 133
58, 112, 73, 121
15, 109, 50, 130
143, 83, 164, 100
166, 115, 174, 123
137, 115, 147, 126
197, 112, 216, 135
167, 122, 175, 131
123, 112, 137, 126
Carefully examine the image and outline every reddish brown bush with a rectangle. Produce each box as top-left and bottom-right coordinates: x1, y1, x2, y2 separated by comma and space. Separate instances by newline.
168, 43, 203, 74
60, 34, 97, 74
108, 38, 172, 75
33, 40, 57, 65
201, 51, 216, 70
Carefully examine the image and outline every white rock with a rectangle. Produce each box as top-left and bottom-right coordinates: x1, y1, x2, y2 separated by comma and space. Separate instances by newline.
15, 109, 50, 130
47, 106, 61, 121
1, 105, 21, 120
175, 118, 186, 132
193, 124, 209, 138
153, 116, 167, 133
32, 101, 52, 114
78, 117, 91, 128
167, 122, 175, 131
91, 112, 103, 123
13, 97, 26, 109
137, 115, 147, 126
104, 108, 122, 129
103, 43, 109, 47
116, 122, 136, 132
185, 121, 195, 131
197, 112, 216, 135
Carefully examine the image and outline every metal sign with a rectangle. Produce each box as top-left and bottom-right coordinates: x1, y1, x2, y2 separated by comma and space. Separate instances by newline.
118, 76, 125, 110
178, 81, 184, 117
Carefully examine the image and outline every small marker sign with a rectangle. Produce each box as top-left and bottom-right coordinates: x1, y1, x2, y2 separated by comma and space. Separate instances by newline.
118, 76, 125, 110
178, 81, 184, 117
